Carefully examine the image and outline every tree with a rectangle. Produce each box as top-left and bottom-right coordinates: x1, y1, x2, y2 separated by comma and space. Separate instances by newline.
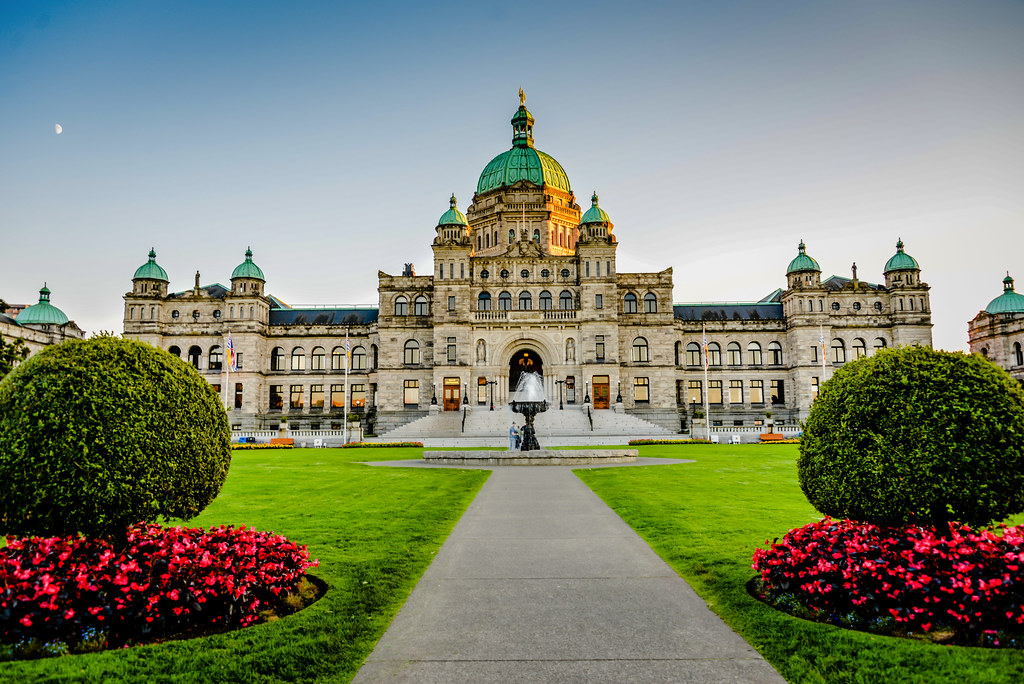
798, 346, 1024, 528
0, 331, 29, 379
0, 336, 231, 541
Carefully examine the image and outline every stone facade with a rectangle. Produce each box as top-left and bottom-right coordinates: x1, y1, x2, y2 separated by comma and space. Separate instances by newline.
122, 97, 934, 434
968, 275, 1024, 384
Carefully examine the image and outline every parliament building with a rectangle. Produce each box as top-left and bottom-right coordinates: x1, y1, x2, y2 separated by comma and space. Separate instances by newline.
122, 95, 934, 435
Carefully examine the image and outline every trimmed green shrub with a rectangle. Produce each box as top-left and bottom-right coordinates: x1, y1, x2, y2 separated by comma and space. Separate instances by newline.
798, 346, 1024, 527
0, 337, 231, 540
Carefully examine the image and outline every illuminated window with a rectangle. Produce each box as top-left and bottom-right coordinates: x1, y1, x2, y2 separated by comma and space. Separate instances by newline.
331, 384, 344, 409
688, 380, 702, 404
311, 347, 325, 370
310, 384, 324, 409
750, 380, 764, 404
270, 385, 283, 410
350, 384, 366, 408
729, 380, 742, 404
634, 377, 650, 403
291, 347, 305, 371
289, 385, 304, 409
404, 380, 419, 406
709, 380, 723, 404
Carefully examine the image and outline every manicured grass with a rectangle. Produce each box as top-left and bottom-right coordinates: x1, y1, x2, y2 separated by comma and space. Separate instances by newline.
1, 448, 489, 683
574, 444, 1024, 683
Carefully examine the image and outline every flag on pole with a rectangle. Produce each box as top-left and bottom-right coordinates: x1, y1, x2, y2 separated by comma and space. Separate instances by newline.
226, 334, 237, 372
345, 330, 351, 369
819, 325, 826, 366
702, 323, 709, 370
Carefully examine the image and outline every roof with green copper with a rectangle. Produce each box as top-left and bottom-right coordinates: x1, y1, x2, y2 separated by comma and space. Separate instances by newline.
17, 285, 69, 326
883, 239, 920, 273
133, 248, 169, 281
986, 274, 1024, 314
786, 241, 820, 274
437, 194, 468, 226
231, 248, 265, 281
580, 192, 611, 224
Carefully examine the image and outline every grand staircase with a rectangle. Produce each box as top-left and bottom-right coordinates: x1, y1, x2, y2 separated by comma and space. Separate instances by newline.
373, 404, 676, 447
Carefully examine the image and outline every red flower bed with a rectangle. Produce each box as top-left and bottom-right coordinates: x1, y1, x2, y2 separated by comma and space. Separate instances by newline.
1, 524, 318, 650
752, 518, 1024, 644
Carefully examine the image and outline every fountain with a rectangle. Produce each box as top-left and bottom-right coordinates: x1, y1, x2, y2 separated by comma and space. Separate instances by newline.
510, 372, 548, 451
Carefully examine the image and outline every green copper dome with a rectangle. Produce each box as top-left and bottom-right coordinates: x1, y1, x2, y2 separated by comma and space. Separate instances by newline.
133, 248, 169, 281
985, 274, 1024, 314
437, 194, 468, 226
580, 192, 611, 224
231, 247, 265, 281
786, 240, 820, 274
883, 239, 920, 273
17, 285, 69, 326
476, 93, 572, 195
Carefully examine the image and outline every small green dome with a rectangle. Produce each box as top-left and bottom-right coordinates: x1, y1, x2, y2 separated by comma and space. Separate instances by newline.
580, 192, 611, 225
133, 248, 169, 281
231, 247, 265, 281
17, 285, 69, 326
437, 194, 468, 226
985, 273, 1024, 314
883, 238, 920, 273
476, 93, 571, 195
787, 240, 820, 274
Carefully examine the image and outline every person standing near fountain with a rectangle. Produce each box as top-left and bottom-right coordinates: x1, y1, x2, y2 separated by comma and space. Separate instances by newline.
509, 422, 520, 450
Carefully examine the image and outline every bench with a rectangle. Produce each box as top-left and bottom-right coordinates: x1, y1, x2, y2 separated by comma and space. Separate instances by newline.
270, 437, 294, 446
759, 433, 785, 442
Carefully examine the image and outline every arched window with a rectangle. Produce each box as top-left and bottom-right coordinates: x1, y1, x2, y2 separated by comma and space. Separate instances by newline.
874, 337, 887, 353
852, 338, 867, 359
478, 291, 491, 310
1016, 342, 1023, 367
168, 345, 181, 357
539, 290, 552, 310
351, 345, 367, 370
566, 338, 576, 362
291, 347, 306, 371
748, 342, 762, 365
644, 292, 657, 313
832, 338, 846, 364
498, 291, 512, 310
188, 345, 202, 369
623, 293, 637, 313
271, 347, 285, 371
331, 347, 345, 370
414, 296, 428, 316
311, 346, 326, 370
404, 340, 420, 365
519, 291, 532, 310
559, 290, 574, 310
686, 342, 701, 366
727, 342, 742, 366
768, 341, 783, 365
209, 345, 223, 371
394, 295, 408, 316
980, 347, 989, 358
632, 337, 650, 363
707, 342, 722, 366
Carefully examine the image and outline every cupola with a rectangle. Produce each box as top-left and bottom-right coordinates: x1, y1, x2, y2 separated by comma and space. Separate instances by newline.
132, 248, 169, 296
16, 284, 70, 328
230, 247, 265, 296
786, 240, 821, 289
985, 273, 1024, 315
578, 192, 614, 243
434, 194, 470, 245
883, 238, 921, 288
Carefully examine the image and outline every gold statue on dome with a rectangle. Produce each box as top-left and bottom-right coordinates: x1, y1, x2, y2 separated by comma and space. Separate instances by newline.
519, 88, 525, 106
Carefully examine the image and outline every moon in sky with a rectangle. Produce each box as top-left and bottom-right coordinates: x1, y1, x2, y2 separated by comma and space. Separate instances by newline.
55, 123, 62, 135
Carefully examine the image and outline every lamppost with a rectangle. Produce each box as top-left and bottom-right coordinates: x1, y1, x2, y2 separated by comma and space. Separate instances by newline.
487, 380, 497, 411
555, 379, 565, 410
431, 382, 437, 405
615, 380, 622, 404
584, 380, 591, 404
462, 384, 469, 405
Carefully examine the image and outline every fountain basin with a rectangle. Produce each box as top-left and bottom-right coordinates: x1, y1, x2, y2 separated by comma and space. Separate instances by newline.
423, 449, 638, 466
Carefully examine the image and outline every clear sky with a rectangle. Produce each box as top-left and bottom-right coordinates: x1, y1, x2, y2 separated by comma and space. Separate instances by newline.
2, 0, 1023, 351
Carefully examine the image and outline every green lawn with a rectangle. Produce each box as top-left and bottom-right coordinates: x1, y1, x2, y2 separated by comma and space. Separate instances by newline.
575, 444, 1024, 684
0, 448, 489, 683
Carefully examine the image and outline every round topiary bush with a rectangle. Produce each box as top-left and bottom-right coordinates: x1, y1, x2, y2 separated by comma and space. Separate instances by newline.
798, 346, 1024, 527
0, 336, 231, 540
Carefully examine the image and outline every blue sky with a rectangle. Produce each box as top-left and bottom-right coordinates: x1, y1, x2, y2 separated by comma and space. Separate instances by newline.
2, 0, 1023, 350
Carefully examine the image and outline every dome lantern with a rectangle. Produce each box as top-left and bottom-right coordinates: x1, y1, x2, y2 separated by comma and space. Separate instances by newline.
17, 284, 70, 327
435, 194, 470, 246
883, 238, 920, 274
985, 272, 1024, 315
133, 248, 169, 282
786, 240, 821, 289
231, 247, 265, 281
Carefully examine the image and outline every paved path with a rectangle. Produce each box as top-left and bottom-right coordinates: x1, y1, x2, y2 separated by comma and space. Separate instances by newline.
354, 461, 785, 683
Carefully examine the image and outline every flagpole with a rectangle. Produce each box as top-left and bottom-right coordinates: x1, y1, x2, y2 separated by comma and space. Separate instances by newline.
343, 329, 350, 445
702, 323, 711, 442
223, 332, 230, 412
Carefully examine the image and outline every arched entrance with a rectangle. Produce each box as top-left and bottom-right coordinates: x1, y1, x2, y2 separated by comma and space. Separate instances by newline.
509, 349, 543, 395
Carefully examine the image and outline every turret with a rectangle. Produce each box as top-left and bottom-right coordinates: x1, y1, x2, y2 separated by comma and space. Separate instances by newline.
230, 248, 265, 296
132, 248, 169, 296
883, 239, 921, 288
786, 241, 821, 289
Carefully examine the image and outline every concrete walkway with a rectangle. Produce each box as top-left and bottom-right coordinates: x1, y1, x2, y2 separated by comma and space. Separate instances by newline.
354, 461, 785, 683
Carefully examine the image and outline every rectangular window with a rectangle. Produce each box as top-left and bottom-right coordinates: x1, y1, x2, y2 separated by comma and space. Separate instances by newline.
688, 380, 702, 404
606, 261, 611, 275
310, 384, 324, 409
709, 380, 723, 404
595, 293, 603, 309
449, 263, 454, 279
811, 345, 818, 363
733, 420, 744, 426
596, 261, 601, 277
729, 380, 742, 404
211, 384, 221, 395
811, 376, 819, 401
270, 385, 283, 410
477, 377, 487, 404
634, 377, 650, 402
461, 263, 465, 278
331, 384, 344, 409
351, 384, 366, 408
311, 352, 325, 371
235, 352, 243, 370
447, 337, 457, 363
234, 383, 243, 409
566, 376, 575, 403
291, 352, 304, 371
750, 380, 764, 404
585, 261, 591, 277
290, 385, 304, 409
448, 295, 455, 311
595, 335, 605, 361
404, 380, 419, 406
771, 379, 785, 406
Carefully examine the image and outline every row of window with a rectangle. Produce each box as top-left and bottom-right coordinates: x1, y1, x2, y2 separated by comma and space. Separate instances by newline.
270, 346, 376, 372
169, 345, 243, 371
133, 306, 262, 322
978, 342, 1024, 367
795, 298, 927, 313
811, 337, 888, 364
675, 341, 784, 367
270, 384, 367, 410
478, 290, 575, 311
679, 379, 787, 407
